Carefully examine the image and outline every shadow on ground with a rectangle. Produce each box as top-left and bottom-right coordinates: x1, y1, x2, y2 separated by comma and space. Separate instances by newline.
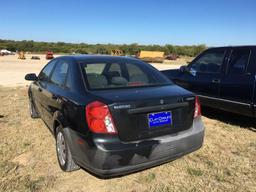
202, 107, 256, 132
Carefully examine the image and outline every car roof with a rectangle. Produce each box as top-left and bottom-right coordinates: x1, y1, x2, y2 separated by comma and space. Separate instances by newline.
208, 45, 256, 49
55, 55, 141, 63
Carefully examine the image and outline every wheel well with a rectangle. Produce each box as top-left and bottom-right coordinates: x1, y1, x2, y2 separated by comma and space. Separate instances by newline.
53, 120, 61, 136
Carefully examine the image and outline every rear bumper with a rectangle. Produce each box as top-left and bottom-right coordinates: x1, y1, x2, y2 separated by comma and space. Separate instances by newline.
65, 117, 204, 178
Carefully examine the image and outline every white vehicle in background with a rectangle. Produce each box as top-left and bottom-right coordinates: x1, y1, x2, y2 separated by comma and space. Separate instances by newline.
0, 49, 14, 55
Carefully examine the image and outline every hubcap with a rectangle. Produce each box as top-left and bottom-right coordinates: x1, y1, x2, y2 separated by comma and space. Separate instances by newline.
57, 132, 66, 166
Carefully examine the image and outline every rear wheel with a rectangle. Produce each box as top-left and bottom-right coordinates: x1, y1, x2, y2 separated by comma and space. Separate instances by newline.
29, 96, 39, 118
55, 126, 79, 172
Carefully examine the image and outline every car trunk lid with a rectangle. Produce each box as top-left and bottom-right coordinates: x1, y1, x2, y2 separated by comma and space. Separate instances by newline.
91, 85, 195, 142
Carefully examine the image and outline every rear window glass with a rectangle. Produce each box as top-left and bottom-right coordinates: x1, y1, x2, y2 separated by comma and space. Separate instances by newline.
81, 59, 171, 90
85, 63, 105, 74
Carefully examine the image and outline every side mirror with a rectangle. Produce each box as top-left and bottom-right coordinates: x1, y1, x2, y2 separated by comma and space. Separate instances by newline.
179, 65, 189, 73
179, 65, 197, 76
25, 73, 38, 81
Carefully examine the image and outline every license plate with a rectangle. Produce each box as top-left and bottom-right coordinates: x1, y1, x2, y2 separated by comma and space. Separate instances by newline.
148, 111, 172, 128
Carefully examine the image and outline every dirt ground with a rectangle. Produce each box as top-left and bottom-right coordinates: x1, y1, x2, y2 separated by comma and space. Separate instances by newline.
0, 54, 189, 87
0, 54, 60, 87
0, 55, 255, 192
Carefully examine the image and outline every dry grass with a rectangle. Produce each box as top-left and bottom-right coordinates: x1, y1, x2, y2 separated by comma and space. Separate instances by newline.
0, 86, 255, 192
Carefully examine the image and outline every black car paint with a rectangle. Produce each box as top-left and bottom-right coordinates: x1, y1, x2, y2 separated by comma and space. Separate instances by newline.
27, 55, 204, 178
92, 86, 195, 142
162, 46, 256, 118
64, 118, 204, 177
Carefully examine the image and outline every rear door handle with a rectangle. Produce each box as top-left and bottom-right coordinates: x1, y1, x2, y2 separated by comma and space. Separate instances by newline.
212, 79, 220, 83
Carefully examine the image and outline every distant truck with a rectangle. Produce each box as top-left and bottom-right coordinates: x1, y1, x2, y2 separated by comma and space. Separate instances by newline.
165, 54, 179, 60
46, 51, 54, 60
162, 46, 256, 118
137, 51, 165, 63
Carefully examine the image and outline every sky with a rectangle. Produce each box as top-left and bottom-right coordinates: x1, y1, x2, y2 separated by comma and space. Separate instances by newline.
0, 0, 256, 46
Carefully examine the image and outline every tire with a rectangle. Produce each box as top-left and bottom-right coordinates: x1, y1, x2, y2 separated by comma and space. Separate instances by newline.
55, 126, 80, 172
29, 96, 40, 118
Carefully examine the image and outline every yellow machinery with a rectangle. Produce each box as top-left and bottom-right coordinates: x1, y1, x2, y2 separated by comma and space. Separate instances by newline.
137, 51, 164, 58
111, 50, 124, 56
137, 51, 165, 63
18, 51, 26, 60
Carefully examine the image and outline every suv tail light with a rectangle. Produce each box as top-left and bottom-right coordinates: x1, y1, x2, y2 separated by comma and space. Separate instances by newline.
86, 101, 117, 134
194, 96, 201, 118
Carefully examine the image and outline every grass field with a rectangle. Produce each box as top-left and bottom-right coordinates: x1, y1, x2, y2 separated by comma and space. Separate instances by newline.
0, 86, 255, 192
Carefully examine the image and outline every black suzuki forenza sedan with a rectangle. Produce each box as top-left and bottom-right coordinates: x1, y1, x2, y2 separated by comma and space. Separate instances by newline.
25, 55, 204, 178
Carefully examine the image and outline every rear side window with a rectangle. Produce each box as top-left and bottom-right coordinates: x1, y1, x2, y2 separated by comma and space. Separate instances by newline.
229, 49, 250, 75
190, 49, 225, 73
81, 59, 171, 90
38, 60, 56, 81
50, 61, 69, 86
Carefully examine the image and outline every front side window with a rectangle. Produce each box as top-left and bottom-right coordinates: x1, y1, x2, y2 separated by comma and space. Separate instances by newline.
50, 61, 69, 86
38, 60, 57, 81
229, 49, 250, 75
81, 59, 171, 90
190, 49, 225, 73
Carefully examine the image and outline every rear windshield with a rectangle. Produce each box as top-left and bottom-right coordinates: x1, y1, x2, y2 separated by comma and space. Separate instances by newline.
80, 59, 172, 90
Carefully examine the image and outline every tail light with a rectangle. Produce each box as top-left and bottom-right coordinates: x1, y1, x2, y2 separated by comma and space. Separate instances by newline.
194, 96, 201, 118
86, 101, 117, 134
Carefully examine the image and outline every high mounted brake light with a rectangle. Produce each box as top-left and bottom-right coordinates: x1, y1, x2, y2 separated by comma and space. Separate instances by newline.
194, 96, 201, 118
86, 101, 117, 134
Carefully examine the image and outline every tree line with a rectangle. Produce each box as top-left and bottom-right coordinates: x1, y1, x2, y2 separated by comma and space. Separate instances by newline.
0, 39, 207, 57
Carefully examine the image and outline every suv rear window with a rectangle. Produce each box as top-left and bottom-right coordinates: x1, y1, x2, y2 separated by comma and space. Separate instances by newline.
80, 59, 171, 90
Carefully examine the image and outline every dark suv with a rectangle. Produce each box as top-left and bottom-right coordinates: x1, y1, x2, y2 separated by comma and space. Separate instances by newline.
25, 55, 204, 178
162, 46, 256, 117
